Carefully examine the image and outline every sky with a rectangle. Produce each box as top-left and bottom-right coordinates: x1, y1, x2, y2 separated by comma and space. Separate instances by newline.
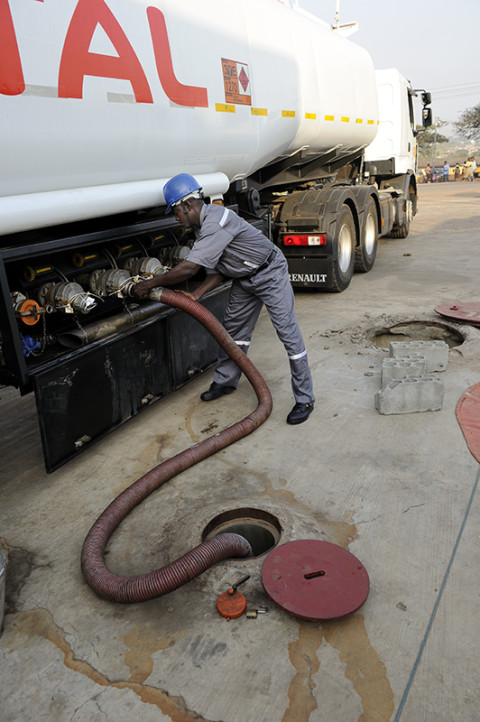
300, 0, 480, 133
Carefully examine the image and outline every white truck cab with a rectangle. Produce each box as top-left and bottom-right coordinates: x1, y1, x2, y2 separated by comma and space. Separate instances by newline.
365, 69, 417, 176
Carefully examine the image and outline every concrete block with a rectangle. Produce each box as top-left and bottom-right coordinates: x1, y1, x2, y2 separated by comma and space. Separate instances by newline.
375, 375, 444, 415
381, 357, 427, 388
389, 351, 425, 362
389, 340, 449, 372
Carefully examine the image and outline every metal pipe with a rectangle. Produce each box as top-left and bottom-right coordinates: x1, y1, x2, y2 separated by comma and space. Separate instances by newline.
58, 300, 168, 348
81, 288, 273, 603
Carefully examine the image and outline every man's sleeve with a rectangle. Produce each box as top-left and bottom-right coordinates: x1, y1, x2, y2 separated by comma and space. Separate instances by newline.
187, 222, 233, 269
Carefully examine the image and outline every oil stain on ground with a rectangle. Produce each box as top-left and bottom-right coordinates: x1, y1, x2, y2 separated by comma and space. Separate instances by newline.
7, 608, 215, 722
0, 539, 41, 614
283, 615, 394, 722
121, 623, 187, 684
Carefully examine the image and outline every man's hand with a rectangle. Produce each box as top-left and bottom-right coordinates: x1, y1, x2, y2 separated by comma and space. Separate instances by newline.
133, 261, 201, 299
132, 261, 205, 300
175, 290, 198, 301
133, 278, 155, 299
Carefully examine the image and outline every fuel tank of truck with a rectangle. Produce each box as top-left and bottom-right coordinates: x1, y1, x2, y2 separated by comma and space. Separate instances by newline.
1, 0, 378, 234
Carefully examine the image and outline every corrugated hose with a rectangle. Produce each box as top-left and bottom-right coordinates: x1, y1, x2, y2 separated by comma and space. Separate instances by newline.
81, 288, 272, 603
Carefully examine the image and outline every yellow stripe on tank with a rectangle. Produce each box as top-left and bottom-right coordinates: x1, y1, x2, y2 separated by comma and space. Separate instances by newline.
215, 103, 235, 113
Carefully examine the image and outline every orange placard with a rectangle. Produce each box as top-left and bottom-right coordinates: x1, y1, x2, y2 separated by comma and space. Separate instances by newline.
221, 58, 251, 106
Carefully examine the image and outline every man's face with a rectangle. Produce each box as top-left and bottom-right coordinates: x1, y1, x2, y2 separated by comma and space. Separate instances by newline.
173, 199, 201, 229
173, 203, 189, 228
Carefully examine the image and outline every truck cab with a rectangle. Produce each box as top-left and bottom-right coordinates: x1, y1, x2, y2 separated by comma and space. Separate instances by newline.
364, 68, 417, 176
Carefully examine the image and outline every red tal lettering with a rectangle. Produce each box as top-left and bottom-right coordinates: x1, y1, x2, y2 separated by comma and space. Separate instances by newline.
147, 6, 208, 108
59, 0, 153, 103
3, 0, 208, 107
0, 0, 25, 95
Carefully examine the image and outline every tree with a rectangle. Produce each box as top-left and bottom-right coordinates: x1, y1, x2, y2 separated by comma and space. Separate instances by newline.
454, 104, 480, 141
416, 118, 449, 153
416, 119, 450, 165
416, 127, 449, 151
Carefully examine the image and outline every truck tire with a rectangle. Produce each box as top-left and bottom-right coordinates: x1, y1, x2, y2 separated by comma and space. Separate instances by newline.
330, 206, 356, 292
390, 198, 412, 239
355, 198, 378, 272
390, 218, 409, 239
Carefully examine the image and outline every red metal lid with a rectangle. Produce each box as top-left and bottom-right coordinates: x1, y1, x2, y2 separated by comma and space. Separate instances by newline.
262, 540, 369, 621
435, 302, 480, 325
456, 382, 480, 463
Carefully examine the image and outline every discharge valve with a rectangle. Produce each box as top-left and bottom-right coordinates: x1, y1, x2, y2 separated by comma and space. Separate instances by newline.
11, 291, 45, 325
123, 256, 170, 277
37, 282, 96, 314
89, 269, 137, 298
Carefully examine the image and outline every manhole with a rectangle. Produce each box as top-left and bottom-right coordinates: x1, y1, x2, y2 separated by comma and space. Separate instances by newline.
202, 508, 281, 558
367, 320, 465, 349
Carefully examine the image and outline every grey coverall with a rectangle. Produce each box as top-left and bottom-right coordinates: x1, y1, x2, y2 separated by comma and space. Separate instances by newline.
188, 204, 314, 405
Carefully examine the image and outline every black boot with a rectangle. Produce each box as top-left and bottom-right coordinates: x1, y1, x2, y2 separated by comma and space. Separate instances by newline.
201, 382, 237, 401
286, 402, 314, 425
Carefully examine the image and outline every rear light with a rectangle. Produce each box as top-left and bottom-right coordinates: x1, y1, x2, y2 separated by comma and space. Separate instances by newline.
283, 234, 327, 246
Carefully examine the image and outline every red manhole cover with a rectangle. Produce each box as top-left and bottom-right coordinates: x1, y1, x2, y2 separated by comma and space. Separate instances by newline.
456, 382, 480, 463
435, 302, 480, 325
239, 67, 249, 92
262, 540, 369, 621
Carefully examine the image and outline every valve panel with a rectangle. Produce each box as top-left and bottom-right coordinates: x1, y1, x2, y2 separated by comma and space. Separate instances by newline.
0, 213, 230, 471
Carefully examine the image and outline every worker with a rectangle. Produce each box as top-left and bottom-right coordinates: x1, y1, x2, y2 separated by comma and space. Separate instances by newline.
134, 174, 315, 425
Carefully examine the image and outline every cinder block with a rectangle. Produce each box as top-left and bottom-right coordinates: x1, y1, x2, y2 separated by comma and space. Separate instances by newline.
381, 357, 427, 388
389, 340, 448, 372
375, 375, 444, 415
389, 351, 425, 362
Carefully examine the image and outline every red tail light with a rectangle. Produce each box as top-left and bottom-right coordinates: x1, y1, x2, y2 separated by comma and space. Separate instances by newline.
283, 234, 327, 246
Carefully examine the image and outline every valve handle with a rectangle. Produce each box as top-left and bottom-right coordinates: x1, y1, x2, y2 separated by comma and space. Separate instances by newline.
229, 574, 250, 595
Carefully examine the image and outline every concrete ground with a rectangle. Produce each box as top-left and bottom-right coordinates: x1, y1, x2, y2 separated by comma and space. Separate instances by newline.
1, 181, 480, 722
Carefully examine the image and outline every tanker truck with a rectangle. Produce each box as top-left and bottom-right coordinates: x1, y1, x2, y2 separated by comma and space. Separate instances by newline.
0, 0, 431, 471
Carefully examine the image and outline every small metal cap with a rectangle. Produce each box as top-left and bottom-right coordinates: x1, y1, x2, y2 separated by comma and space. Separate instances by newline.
216, 590, 247, 620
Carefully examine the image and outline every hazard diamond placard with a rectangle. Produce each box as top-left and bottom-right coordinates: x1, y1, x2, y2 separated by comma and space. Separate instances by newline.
221, 58, 251, 106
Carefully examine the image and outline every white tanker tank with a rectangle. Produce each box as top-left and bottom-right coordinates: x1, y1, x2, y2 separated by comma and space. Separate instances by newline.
1, 0, 378, 235
0, 0, 431, 471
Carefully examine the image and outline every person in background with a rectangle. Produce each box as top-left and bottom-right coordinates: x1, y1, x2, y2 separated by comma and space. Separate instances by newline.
471, 156, 477, 180
425, 164, 432, 183
134, 174, 315, 425
463, 158, 473, 182
442, 160, 450, 182
454, 163, 461, 182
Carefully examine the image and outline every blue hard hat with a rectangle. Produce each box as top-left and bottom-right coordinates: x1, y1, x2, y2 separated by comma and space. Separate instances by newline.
163, 173, 203, 213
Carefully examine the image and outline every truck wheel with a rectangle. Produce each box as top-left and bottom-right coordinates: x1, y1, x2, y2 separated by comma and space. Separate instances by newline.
390, 198, 412, 239
331, 206, 356, 292
355, 198, 378, 272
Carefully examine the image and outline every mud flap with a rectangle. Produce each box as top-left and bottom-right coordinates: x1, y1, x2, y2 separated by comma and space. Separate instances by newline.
287, 257, 332, 289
